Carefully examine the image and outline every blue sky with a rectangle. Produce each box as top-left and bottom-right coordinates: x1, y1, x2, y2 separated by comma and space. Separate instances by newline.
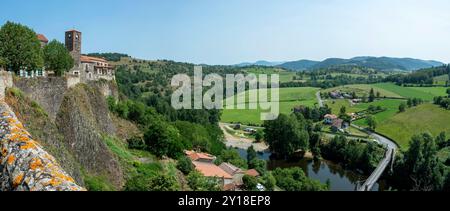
1, 0, 450, 64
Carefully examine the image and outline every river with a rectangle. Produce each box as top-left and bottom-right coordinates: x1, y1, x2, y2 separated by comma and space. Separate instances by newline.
236, 149, 389, 191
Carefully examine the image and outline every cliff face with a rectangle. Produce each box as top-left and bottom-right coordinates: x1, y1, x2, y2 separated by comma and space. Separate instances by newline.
6, 78, 125, 190
56, 84, 123, 188
0, 101, 84, 191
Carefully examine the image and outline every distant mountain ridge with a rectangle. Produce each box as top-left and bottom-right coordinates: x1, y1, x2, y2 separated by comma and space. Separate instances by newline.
237, 57, 444, 72
277, 57, 444, 72
235, 60, 285, 67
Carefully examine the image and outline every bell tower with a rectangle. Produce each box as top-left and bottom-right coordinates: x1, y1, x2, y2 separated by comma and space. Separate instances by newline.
65, 30, 82, 66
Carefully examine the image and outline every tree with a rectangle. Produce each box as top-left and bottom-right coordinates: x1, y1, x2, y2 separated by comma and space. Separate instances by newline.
148, 173, 180, 191
177, 156, 194, 175
366, 115, 377, 131
144, 121, 183, 158
248, 159, 267, 176
339, 106, 347, 117
242, 175, 259, 191
262, 172, 276, 191
369, 88, 375, 102
399, 102, 406, 113
447, 88, 450, 98
0, 57, 5, 69
43, 40, 74, 76
401, 133, 445, 191
263, 114, 309, 159
247, 146, 257, 162
407, 98, 413, 108
0, 21, 43, 73
216, 149, 248, 169
187, 171, 221, 191
255, 130, 264, 143
376, 91, 381, 98
272, 167, 327, 191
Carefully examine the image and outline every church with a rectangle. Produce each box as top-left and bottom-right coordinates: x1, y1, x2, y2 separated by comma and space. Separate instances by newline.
19, 30, 115, 82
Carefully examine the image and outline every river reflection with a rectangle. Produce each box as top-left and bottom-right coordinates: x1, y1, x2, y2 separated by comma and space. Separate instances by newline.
236, 148, 387, 191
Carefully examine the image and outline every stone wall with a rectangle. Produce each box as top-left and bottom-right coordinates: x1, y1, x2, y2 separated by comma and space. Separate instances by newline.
0, 71, 13, 100
0, 101, 84, 191
14, 77, 67, 121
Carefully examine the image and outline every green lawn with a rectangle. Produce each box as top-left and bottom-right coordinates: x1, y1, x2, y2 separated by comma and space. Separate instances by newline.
221, 87, 319, 125
376, 104, 450, 149
373, 83, 444, 101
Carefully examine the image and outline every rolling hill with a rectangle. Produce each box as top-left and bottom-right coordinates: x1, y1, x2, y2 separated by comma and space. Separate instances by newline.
277, 56, 444, 72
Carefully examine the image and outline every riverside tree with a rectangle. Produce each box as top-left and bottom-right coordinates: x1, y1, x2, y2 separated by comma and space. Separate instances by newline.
43, 40, 74, 76
0, 21, 43, 74
263, 114, 309, 159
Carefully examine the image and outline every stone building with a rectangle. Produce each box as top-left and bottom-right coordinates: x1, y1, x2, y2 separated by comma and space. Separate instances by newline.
65, 30, 115, 82
17, 34, 49, 78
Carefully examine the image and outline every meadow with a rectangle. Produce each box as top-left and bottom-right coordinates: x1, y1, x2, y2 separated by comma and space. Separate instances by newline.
326, 99, 405, 127
376, 104, 450, 149
244, 67, 298, 83
325, 83, 448, 101
433, 74, 449, 86
221, 87, 319, 125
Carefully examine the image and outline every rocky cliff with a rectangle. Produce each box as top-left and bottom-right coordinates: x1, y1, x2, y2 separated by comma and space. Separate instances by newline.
1, 77, 125, 190
0, 101, 84, 191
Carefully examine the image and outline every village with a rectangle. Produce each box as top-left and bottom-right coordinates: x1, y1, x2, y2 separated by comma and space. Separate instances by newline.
1, 29, 115, 83
183, 150, 263, 191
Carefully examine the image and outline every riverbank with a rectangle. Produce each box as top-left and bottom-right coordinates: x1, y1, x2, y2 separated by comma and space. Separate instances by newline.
219, 123, 269, 151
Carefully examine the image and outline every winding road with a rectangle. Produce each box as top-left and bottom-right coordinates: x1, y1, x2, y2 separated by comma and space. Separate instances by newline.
316, 91, 398, 191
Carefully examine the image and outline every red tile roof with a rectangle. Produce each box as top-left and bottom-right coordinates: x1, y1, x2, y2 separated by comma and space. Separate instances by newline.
193, 162, 233, 179
219, 162, 244, 176
37, 34, 48, 43
246, 169, 260, 177
81, 55, 108, 63
185, 150, 216, 162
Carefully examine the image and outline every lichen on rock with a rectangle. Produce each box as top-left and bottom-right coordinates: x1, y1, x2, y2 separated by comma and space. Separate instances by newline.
0, 101, 84, 191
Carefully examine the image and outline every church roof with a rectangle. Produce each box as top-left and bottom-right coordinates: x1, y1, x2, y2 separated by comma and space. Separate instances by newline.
37, 34, 48, 43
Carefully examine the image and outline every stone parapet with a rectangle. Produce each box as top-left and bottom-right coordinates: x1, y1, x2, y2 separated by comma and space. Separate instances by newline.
0, 101, 84, 191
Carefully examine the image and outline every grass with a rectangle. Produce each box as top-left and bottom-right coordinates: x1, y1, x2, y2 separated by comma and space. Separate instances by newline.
244, 67, 297, 83
324, 83, 448, 102
83, 173, 116, 191
325, 99, 405, 127
103, 135, 134, 162
434, 75, 449, 86
323, 84, 402, 98
373, 83, 445, 101
353, 99, 405, 127
221, 87, 320, 125
376, 104, 450, 149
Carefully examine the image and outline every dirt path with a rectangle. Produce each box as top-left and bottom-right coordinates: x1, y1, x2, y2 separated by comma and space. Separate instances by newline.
219, 123, 269, 152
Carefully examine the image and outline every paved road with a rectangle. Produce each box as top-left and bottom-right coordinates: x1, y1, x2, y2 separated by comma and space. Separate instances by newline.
315, 91, 398, 191
316, 91, 324, 107
352, 124, 398, 191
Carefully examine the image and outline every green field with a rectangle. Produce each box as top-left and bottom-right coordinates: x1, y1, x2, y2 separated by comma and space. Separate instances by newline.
221, 87, 319, 125
434, 75, 449, 86
353, 99, 405, 127
325, 83, 448, 101
323, 84, 402, 98
244, 67, 297, 83
325, 99, 405, 127
373, 83, 446, 101
376, 104, 450, 149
